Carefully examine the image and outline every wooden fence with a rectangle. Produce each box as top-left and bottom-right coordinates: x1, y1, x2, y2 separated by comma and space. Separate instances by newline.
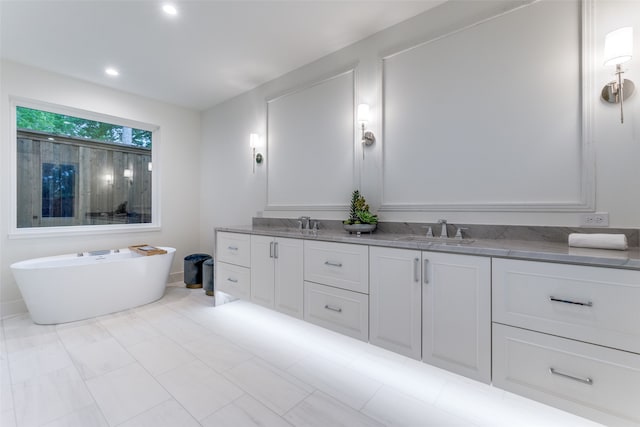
17, 130, 152, 228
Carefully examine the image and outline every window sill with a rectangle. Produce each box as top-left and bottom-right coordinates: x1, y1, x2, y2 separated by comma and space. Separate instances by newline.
8, 223, 161, 239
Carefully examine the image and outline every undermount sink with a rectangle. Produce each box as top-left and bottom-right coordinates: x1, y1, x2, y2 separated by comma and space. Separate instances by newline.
396, 236, 475, 245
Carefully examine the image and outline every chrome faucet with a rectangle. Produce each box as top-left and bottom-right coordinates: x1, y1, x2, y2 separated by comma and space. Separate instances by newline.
423, 226, 434, 238
454, 227, 468, 240
298, 216, 311, 230
438, 219, 448, 238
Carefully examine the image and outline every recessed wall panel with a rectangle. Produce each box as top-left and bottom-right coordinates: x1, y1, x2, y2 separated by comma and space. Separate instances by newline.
267, 70, 355, 210
381, 0, 591, 211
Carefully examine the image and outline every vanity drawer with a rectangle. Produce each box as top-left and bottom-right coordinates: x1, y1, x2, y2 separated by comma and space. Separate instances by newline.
216, 232, 251, 267
304, 241, 369, 293
303, 281, 369, 342
493, 258, 640, 353
216, 262, 250, 300
493, 324, 640, 427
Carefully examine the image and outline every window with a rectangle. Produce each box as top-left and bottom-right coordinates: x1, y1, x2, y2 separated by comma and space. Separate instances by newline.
42, 163, 76, 218
13, 101, 157, 233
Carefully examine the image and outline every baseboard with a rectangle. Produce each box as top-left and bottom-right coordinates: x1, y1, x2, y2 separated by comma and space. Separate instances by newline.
1, 298, 28, 319
168, 271, 183, 285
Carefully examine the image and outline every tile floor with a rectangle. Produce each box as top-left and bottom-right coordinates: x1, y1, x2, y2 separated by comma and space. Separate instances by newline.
0, 285, 603, 427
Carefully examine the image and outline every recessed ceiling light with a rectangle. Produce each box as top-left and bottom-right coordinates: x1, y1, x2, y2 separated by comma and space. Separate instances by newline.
162, 4, 177, 16
105, 68, 119, 77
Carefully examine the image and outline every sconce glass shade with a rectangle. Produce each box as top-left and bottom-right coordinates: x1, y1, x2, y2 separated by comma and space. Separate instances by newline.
147, 162, 152, 171
249, 133, 259, 148
123, 169, 133, 178
604, 27, 633, 66
357, 104, 370, 124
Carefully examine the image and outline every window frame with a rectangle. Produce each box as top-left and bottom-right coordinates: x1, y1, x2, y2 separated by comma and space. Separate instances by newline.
9, 97, 161, 238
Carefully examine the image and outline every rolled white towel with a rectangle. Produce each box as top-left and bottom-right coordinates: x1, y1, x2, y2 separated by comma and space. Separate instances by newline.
568, 233, 628, 251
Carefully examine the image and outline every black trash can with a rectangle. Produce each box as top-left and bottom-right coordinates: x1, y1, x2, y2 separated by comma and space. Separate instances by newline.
184, 253, 212, 289
203, 258, 214, 296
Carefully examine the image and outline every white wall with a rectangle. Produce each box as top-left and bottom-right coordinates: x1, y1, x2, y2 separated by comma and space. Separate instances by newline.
200, 0, 640, 249
0, 61, 202, 316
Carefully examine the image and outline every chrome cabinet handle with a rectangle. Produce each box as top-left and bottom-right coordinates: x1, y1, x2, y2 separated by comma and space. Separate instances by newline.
324, 304, 342, 313
549, 367, 593, 385
269, 241, 274, 258
413, 258, 420, 282
227, 277, 238, 283
423, 259, 429, 284
324, 261, 343, 267
549, 296, 593, 307
274, 242, 279, 259
228, 246, 238, 251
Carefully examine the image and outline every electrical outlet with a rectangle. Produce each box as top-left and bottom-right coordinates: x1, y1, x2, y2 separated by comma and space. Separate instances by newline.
580, 212, 609, 227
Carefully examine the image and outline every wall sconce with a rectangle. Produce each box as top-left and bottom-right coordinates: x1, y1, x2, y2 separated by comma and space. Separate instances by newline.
250, 133, 263, 173
147, 162, 152, 172
103, 173, 113, 185
357, 104, 375, 159
123, 169, 133, 178
601, 27, 635, 123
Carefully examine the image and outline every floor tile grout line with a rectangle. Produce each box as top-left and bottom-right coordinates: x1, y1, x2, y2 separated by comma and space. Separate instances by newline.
52, 301, 198, 427
4, 326, 87, 425
54, 321, 127, 427
1, 287, 602, 427
109, 397, 193, 427
1, 322, 19, 427
283, 353, 385, 413
111, 300, 263, 425
205, 391, 295, 427
357, 381, 385, 412
219, 357, 316, 418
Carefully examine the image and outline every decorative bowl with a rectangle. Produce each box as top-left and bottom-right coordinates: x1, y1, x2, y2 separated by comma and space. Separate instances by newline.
343, 223, 377, 234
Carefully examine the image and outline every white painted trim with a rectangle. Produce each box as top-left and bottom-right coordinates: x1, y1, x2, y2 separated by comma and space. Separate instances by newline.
8, 96, 162, 237
263, 204, 348, 212
265, 66, 357, 212
379, 0, 595, 213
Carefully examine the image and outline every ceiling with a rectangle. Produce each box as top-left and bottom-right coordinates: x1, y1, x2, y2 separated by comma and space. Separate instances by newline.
0, 1, 444, 111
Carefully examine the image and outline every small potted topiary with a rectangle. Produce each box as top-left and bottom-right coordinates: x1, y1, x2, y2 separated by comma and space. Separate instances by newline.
343, 190, 378, 234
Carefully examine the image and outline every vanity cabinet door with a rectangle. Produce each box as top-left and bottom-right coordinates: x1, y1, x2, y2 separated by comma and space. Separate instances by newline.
250, 235, 275, 308
274, 238, 304, 319
369, 246, 422, 360
422, 251, 491, 383
251, 235, 303, 317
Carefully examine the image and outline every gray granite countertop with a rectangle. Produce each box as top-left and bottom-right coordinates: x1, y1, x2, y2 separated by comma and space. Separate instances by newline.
216, 223, 640, 271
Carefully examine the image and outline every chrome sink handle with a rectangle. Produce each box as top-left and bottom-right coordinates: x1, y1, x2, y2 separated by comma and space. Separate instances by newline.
422, 226, 434, 238
454, 227, 468, 240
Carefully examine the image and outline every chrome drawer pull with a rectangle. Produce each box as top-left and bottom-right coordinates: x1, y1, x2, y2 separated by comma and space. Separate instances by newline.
549, 367, 593, 385
413, 258, 420, 282
227, 246, 239, 251
324, 304, 342, 313
324, 261, 343, 268
423, 259, 429, 284
549, 296, 593, 307
227, 277, 238, 283
269, 242, 274, 258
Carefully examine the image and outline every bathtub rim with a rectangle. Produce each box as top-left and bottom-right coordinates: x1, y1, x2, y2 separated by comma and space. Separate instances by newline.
10, 246, 176, 270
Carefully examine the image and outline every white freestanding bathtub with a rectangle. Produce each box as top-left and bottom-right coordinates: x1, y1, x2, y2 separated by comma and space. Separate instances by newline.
10, 247, 175, 324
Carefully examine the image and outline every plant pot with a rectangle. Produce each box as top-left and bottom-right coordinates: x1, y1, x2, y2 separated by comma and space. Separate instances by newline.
343, 223, 377, 234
